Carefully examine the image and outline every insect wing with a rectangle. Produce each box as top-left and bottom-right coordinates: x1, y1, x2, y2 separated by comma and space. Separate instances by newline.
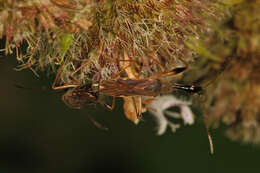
100, 79, 161, 97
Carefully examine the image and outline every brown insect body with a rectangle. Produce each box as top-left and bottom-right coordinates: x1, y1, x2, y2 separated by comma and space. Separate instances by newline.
100, 78, 164, 97
99, 78, 204, 97
62, 85, 99, 109
61, 78, 169, 110
61, 74, 204, 109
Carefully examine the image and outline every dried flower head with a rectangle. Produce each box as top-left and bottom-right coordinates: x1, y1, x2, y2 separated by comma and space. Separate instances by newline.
1, 0, 218, 83
0, 0, 223, 129
183, 1, 260, 144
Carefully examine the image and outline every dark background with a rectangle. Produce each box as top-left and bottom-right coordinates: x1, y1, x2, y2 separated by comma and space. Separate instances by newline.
0, 53, 259, 173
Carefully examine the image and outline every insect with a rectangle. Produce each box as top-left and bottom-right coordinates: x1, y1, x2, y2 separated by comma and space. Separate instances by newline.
51, 41, 227, 154
99, 78, 204, 97
52, 41, 192, 111
96, 63, 215, 153
55, 64, 190, 108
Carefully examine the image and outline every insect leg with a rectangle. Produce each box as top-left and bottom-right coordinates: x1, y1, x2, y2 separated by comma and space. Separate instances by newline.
112, 64, 132, 79
99, 97, 116, 111
54, 41, 104, 90
87, 114, 108, 131
69, 40, 103, 80
102, 51, 142, 79
52, 65, 79, 90
149, 57, 189, 79
200, 95, 214, 154
131, 96, 143, 119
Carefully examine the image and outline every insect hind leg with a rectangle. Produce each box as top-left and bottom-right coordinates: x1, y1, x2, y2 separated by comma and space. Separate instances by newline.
171, 66, 188, 75
150, 63, 188, 79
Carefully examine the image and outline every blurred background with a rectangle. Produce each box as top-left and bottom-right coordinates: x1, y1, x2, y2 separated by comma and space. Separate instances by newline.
0, 53, 259, 173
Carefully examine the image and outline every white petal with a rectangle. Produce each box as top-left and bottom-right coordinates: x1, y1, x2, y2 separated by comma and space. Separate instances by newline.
149, 109, 168, 135
180, 106, 194, 125
148, 95, 194, 135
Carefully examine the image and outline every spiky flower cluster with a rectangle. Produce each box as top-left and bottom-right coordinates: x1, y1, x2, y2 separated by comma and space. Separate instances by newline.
1, 0, 217, 83
1, 0, 93, 76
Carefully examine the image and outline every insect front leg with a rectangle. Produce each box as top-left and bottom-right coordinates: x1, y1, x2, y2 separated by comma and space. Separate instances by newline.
99, 96, 116, 111
70, 40, 103, 79
52, 65, 79, 90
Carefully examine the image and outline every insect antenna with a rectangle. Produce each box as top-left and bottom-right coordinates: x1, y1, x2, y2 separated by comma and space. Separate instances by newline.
200, 94, 214, 154
14, 83, 32, 90
201, 56, 233, 89
13, 83, 48, 91
172, 83, 214, 154
87, 114, 109, 131
187, 56, 233, 154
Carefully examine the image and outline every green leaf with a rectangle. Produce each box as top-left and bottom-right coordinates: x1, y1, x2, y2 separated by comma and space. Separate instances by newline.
58, 33, 74, 64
